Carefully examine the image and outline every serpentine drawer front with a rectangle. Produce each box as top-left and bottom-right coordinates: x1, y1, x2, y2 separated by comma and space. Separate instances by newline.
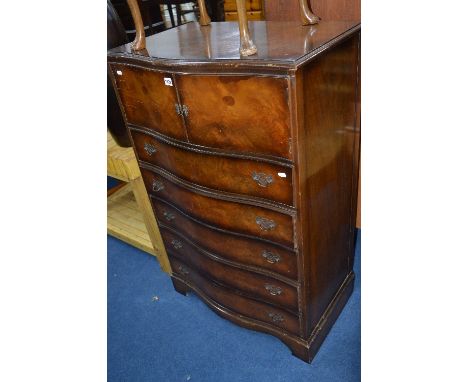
155, 206, 298, 280
163, 228, 298, 311
170, 257, 301, 336
131, 128, 294, 205
140, 167, 295, 247
108, 20, 361, 363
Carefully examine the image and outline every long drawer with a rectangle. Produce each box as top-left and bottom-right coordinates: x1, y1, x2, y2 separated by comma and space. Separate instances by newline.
132, 128, 293, 206
141, 168, 295, 248
155, 203, 297, 280
163, 228, 298, 311
170, 258, 300, 336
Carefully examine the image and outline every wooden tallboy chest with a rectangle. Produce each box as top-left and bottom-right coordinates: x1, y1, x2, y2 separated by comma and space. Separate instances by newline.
108, 20, 360, 363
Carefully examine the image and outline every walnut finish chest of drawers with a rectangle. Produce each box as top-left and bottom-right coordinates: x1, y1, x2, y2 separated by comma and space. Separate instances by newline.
108, 20, 361, 363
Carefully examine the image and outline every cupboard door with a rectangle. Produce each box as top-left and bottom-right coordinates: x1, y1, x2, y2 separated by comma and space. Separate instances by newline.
176, 75, 292, 159
110, 64, 187, 141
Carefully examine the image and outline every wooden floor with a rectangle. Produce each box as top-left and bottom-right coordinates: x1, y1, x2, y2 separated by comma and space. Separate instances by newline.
108, 183, 155, 256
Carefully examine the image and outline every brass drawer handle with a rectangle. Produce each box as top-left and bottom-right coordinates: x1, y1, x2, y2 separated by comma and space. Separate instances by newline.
252, 171, 273, 187
268, 312, 284, 323
265, 284, 283, 296
178, 265, 189, 275
256, 217, 276, 231
163, 211, 175, 222
144, 142, 157, 156
152, 180, 164, 192
262, 250, 280, 264
171, 239, 183, 250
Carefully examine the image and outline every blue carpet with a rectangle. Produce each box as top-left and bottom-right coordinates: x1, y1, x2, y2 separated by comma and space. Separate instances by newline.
108, 231, 360, 381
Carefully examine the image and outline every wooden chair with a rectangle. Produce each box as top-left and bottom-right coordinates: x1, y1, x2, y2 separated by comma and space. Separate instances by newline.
127, 0, 320, 56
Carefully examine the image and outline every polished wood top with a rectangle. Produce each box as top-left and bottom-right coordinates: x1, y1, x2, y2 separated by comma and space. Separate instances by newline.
108, 21, 360, 69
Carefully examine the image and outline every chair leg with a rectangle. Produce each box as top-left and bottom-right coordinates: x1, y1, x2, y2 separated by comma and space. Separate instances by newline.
166, 2, 176, 27
197, 0, 211, 25
127, 0, 146, 51
298, 0, 319, 25
235, 0, 257, 56
176, 4, 182, 25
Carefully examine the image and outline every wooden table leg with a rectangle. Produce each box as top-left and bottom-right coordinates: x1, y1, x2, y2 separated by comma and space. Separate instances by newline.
131, 177, 172, 273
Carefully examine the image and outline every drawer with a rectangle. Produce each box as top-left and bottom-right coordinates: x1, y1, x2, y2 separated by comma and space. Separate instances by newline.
132, 129, 294, 206
110, 64, 187, 141
175, 75, 291, 159
171, 257, 300, 335
156, 205, 297, 279
166, 237, 298, 311
142, 169, 295, 247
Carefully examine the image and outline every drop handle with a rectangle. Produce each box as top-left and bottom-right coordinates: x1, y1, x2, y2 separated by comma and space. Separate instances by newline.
144, 142, 157, 156
252, 171, 273, 187
265, 284, 283, 296
163, 211, 175, 222
171, 239, 183, 250
256, 217, 276, 231
268, 312, 284, 323
262, 250, 280, 264
152, 180, 164, 192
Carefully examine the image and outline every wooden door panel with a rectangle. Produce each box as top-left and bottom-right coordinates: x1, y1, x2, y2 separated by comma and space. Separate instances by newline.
110, 64, 187, 140
176, 75, 292, 159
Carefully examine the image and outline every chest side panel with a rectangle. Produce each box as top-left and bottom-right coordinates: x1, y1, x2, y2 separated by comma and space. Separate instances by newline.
299, 35, 360, 334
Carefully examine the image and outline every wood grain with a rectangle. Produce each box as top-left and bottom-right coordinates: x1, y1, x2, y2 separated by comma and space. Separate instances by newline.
141, 168, 295, 247
170, 260, 301, 335
110, 65, 187, 141
164, 230, 299, 311
176, 74, 292, 159
131, 129, 294, 205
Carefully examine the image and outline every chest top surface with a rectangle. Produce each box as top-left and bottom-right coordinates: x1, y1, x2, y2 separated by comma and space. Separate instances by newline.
107, 21, 360, 70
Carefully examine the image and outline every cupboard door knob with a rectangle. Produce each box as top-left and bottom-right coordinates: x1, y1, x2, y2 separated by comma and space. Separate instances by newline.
163, 211, 175, 222
175, 103, 189, 117
171, 239, 183, 250
152, 180, 164, 192
268, 312, 284, 323
252, 171, 273, 187
178, 265, 189, 275
256, 217, 276, 231
265, 284, 283, 296
144, 142, 157, 156
262, 250, 280, 264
